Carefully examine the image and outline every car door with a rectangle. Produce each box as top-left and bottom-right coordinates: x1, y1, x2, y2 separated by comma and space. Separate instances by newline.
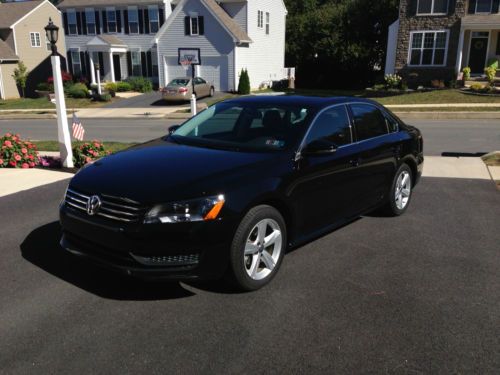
348, 103, 400, 212
289, 105, 362, 237
195, 78, 208, 97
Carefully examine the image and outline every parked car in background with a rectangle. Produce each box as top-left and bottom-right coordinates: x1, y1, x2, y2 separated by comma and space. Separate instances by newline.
161, 77, 215, 102
59, 96, 424, 291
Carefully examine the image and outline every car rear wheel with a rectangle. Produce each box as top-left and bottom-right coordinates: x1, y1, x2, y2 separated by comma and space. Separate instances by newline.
383, 164, 413, 216
228, 205, 286, 291
209, 87, 215, 97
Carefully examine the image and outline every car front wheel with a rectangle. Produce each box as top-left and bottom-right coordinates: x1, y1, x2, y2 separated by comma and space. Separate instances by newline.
209, 87, 215, 97
228, 205, 286, 291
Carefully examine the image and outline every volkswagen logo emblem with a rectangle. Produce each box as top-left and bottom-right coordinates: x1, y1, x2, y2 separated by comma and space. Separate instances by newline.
86, 195, 101, 216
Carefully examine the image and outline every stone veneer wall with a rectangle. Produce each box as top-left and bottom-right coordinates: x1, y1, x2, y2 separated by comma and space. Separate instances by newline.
395, 0, 467, 86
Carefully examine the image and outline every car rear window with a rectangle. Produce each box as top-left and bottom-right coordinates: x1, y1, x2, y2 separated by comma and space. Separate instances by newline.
169, 79, 190, 86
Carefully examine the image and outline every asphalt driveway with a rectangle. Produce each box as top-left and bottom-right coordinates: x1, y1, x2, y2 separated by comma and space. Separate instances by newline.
105, 91, 229, 109
1, 177, 499, 373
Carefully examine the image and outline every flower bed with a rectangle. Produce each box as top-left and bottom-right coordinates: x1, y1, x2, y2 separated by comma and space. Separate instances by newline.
0, 133, 40, 168
73, 141, 110, 168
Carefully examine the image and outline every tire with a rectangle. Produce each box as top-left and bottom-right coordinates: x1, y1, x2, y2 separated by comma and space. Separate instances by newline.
228, 205, 287, 291
383, 164, 413, 216
209, 87, 215, 97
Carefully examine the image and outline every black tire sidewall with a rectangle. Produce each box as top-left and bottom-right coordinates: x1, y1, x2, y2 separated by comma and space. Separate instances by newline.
229, 205, 287, 291
388, 164, 413, 216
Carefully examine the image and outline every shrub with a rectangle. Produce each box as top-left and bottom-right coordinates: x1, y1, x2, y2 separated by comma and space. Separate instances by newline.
238, 69, 251, 95
126, 77, 153, 93
105, 82, 118, 92
94, 93, 112, 102
73, 141, 110, 168
0, 133, 39, 168
116, 81, 132, 92
67, 83, 89, 99
36, 82, 53, 92
430, 79, 445, 89
48, 71, 72, 84
484, 66, 496, 85
384, 74, 402, 89
462, 67, 471, 81
487, 58, 498, 70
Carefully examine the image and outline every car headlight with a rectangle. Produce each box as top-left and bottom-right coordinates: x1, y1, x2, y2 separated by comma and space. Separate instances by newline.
144, 195, 225, 224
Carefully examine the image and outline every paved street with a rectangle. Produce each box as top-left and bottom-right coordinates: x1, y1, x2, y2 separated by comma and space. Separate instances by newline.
0, 177, 499, 373
1, 118, 499, 155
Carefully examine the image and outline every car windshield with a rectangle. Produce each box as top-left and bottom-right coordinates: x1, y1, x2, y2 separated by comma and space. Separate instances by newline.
171, 102, 314, 152
169, 79, 190, 86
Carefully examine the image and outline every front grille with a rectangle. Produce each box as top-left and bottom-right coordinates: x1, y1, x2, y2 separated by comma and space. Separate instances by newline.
65, 188, 148, 223
130, 253, 200, 267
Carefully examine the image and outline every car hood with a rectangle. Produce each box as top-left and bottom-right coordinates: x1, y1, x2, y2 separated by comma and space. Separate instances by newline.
70, 139, 284, 204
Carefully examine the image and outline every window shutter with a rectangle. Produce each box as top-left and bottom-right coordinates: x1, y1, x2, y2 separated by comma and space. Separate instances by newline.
199, 16, 204, 35
141, 52, 147, 76
116, 10, 122, 33
95, 11, 101, 34
468, 0, 476, 13
76, 12, 82, 35
147, 51, 153, 77
82, 12, 87, 35
159, 8, 165, 27
184, 16, 190, 35
124, 10, 129, 34
127, 52, 133, 76
63, 13, 69, 35
103, 11, 108, 33
145, 10, 150, 34
139, 9, 144, 34
67, 52, 73, 75
98, 52, 104, 72
493, 0, 500, 13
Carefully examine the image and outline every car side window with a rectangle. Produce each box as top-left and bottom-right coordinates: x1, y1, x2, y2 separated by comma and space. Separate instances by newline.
197, 78, 206, 84
384, 113, 398, 133
350, 104, 389, 141
305, 105, 352, 147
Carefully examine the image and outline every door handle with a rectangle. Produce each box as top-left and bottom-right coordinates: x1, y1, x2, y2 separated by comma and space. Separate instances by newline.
350, 158, 360, 167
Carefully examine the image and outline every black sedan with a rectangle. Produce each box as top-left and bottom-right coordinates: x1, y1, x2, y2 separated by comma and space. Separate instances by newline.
60, 96, 424, 291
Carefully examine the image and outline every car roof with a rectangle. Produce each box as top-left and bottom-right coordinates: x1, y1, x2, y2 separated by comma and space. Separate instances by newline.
223, 95, 380, 110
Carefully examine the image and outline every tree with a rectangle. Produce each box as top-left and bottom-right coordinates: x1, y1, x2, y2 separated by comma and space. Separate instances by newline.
238, 69, 250, 95
12, 61, 29, 98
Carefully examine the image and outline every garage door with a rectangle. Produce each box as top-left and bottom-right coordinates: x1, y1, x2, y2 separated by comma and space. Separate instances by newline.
165, 56, 229, 91
165, 56, 192, 84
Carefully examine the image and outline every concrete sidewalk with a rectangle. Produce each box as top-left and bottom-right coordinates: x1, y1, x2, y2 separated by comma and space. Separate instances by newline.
0, 169, 72, 198
422, 156, 491, 180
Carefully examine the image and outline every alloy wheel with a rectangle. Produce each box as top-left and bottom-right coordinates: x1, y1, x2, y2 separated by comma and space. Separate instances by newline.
395, 170, 411, 210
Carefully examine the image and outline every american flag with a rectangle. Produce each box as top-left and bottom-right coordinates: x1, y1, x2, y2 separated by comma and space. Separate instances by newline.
72, 113, 85, 141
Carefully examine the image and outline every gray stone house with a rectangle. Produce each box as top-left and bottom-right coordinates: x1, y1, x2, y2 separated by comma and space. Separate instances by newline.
385, 0, 500, 84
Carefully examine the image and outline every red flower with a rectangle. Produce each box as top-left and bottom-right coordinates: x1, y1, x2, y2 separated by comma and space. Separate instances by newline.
21, 148, 27, 154
21, 163, 29, 169
0, 159, 4, 165
29, 162, 35, 168
14, 154, 21, 161
9, 161, 16, 167
11, 136, 17, 142
3, 140, 12, 147
28, 155, 34, 160
93, 142, 100, 148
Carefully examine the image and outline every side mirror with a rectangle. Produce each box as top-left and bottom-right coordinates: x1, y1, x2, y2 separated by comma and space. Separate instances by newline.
302, 140, 338, 156
168, 125, 181, 135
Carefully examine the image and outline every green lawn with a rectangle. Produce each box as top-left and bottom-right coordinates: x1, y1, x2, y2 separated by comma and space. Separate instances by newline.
0, 97, 120, 110
35, 141, 137, 152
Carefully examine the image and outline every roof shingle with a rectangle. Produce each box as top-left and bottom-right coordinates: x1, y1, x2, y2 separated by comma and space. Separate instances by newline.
0, 0, 44, 29
202, 0, 252, 43
58, 0, 163, 7
0, 39, 19, 61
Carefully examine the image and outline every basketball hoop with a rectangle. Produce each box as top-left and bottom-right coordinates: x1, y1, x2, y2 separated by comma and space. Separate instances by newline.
180, 54, 195, 73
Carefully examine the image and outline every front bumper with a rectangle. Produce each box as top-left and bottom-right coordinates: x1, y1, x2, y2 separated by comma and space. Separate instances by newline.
59, 205, 237, 280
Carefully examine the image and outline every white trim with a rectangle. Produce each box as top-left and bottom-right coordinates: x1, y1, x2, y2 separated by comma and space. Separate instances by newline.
30, 32, 42, 48
466, 30, 491, 73
475, 0, 493, 14
10, 0, 57, 28
0, 65, 5, 100
12, 28, 18, 55
407, 30, 450, 67
455, 28, 465, 73
416, 0, 449, 16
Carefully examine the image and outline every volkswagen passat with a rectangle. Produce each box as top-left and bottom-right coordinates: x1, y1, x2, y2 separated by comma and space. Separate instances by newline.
60, 96, 423, 291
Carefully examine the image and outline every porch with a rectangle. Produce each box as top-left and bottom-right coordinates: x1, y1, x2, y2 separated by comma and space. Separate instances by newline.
86, 35, 128, 85
456, 15, 500, 76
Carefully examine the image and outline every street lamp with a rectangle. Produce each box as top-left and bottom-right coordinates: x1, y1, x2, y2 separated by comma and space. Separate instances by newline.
45, 18, 73, 168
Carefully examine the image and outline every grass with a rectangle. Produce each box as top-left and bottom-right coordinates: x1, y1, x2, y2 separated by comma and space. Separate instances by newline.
0, 97, 120, 110
482, 152, 500, 167
35, 141, 137, 152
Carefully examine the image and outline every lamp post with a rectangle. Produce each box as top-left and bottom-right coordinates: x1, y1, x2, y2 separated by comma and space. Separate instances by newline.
45, 18, 73, 168
94, 62, 102, 95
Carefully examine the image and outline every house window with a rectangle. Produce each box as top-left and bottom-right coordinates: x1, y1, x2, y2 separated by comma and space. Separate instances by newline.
67, 10, 78, 35
128, 7, 139, 34
257, 10, 264, 28
190, 17, 199, 35
71, 50, 81, 76
131, 51, 142, 76
30, 32, 41, 47
417, 0, 448, 15
152, 50, 159, 76
149, 6, 159, 34
409, 31, 448, 66
265, 12, 270, 34
86, 8, 96, 35
107, 8, 117, 33
476, 0, 493, 13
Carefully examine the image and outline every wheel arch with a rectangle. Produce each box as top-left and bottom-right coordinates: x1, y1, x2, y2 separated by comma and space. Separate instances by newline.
401, 156, 418, 187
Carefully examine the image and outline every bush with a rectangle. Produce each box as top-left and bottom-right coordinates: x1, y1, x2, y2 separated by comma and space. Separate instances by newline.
105, 82, 118, 92
384, 74, 402, 89
126, 77, 153, 93
73, 141, 110, 168
94, 93, 112, 102
36, 82, 53, 92
116, 81, 133, 92
67, 83, 89, 99
0, 133, 39, 168
238, 69, 251, 95
487, 58, 498, 70
484, 66, 496, 85
462, 67, 471, 81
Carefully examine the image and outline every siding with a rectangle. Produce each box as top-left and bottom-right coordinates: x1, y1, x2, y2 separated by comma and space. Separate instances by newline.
220, 2, 247, 32
0, 62, 21, 99
235, 0, 286, 89
157, 0, 236, 90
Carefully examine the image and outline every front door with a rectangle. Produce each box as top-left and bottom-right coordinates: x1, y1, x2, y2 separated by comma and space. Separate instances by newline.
113, 54, 121, 81
469, 32, 489, 74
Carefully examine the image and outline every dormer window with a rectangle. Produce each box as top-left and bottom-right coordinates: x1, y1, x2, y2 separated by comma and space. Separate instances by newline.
184, 16, 204, 36
476, 0, 493, 13
416, 0, 448, 15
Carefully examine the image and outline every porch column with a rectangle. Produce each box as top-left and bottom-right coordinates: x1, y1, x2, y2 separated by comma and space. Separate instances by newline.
455, 28, 466, 74
108, 52, 116, 83
89, 53, 96, 85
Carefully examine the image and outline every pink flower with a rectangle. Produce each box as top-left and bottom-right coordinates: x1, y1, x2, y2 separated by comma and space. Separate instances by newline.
21, 148, 27, 154
28, 155, 34, 160
0, 159, 4, 165
85, 157, 92, 163
11, 136, 17, 142
93, 142, 100, 148
3, 140, 12, 147
29, 162, 35, 168
5, 133, 11, 137
9, 161, 16, 167
21, 163, 29, 169
14, 154, 21, 161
